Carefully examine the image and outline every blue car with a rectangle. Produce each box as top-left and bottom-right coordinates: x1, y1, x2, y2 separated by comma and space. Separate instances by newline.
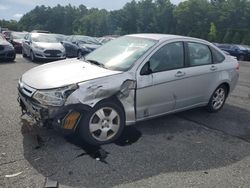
217, 44, 250, 61
62, 35, 101, 58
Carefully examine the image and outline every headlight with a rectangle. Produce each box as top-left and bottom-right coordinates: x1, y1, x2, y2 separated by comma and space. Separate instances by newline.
33, 84, 78, 106
33, 44, 44, 51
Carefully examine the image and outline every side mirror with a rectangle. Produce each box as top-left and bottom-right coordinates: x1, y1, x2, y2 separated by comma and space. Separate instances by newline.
140, 61, 153, 75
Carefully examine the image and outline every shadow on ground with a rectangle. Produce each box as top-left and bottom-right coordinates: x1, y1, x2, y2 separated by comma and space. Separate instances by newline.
22, 104, 250, 188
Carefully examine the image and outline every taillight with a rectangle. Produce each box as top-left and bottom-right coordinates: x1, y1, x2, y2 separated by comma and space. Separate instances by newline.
236, 62, 240, 70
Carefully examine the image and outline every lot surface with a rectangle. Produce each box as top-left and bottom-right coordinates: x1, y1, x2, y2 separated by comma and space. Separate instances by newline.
0, 55, 250, 188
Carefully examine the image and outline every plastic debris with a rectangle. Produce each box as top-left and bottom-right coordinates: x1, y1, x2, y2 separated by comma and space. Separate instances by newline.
5, 171, 23, 178
44, 177, 58, 188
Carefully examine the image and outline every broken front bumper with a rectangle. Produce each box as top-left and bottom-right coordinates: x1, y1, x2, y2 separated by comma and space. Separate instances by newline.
18, 89, 90, 133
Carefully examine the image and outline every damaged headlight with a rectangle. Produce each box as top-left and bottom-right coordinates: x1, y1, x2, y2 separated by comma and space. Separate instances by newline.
33, 84, 78, 106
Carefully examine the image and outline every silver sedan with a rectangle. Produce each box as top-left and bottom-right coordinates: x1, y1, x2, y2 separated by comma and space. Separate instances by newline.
18, 34, 239, 145
22, 33, 66, 62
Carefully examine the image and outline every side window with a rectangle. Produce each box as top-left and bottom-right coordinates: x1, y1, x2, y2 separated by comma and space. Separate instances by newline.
27, 34, 31, 41
188, 42, 212, 66
210, 47, 225, 63
149, 42, 184, 73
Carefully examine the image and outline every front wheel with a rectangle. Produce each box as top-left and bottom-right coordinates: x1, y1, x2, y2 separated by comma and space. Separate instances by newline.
78, 101, 125, 145
30, 51, 36, 62
207, 85, 228, 113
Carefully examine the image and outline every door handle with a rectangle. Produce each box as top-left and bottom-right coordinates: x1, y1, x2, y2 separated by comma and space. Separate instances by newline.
175, 71, 186, 77
210, 65, 217, 71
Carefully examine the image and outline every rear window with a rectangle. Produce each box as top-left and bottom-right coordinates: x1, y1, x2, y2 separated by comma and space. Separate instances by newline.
210, 47, 225, 63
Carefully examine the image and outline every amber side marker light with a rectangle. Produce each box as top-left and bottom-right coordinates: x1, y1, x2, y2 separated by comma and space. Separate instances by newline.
63, 111, 81, 130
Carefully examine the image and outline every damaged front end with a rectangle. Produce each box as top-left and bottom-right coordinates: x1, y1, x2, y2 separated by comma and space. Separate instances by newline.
18, 73, 136, 134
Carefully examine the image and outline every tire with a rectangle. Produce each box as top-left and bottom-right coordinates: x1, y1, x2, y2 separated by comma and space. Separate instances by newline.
77, 50, 82, 59
30, 51, 36, 62
206, 85, 228, 113
78, 101, 125, 145
238, 55, 244, 61
10, 54, 16, 62
22, 49, 27, 58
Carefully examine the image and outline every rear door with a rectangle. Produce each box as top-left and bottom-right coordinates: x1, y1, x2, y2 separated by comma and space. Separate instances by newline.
174, 42, 220, 109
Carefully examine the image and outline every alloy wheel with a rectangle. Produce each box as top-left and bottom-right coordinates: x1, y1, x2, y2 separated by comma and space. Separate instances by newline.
212, 88, 226, 110
89, 107, 121, 142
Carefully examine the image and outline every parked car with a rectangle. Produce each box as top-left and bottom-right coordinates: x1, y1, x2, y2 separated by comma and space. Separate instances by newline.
18, 34, 239, 145
52, 34, 66, 42
62, 35, 101, 58
2, 30, 11, 42
22, 33, 66, 62
98, 36, 116, 44
0, 34, 16, 61
31, 30, 50, 33
10, 32, 27, 53
217, 44, 248, 61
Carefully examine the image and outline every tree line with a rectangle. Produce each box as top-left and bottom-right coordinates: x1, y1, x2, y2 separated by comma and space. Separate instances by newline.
1, 0, 250, 44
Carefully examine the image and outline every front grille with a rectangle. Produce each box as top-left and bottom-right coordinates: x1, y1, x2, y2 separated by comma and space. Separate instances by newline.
44, 50, 61, 54
44, 50, 62, 57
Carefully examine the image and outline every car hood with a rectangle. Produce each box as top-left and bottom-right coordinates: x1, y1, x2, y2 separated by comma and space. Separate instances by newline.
21, 58, 121, 90
0, 40, 11, 46
13, 39, 24, 44
34, 42, 64, 49
80, 43, 101, 50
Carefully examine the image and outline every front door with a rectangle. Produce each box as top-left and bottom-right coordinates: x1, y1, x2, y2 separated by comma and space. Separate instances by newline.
136, 42, 185, 119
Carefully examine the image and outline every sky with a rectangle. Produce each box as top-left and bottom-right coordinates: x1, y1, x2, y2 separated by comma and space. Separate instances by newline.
0, 0, 183, 21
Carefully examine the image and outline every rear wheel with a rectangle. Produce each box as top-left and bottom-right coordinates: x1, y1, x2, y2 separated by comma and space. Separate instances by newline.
78, 101, 125, 145
77, 50, 82, 59
238, 55, 244, 61
207, 85, 228, 113
22, 49, 27, 57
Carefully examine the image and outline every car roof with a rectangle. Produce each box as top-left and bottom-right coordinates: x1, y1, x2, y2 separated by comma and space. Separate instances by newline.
127, 33, 209, 43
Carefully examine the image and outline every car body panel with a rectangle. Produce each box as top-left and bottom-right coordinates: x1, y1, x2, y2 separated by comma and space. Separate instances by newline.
21, 58, 122, 89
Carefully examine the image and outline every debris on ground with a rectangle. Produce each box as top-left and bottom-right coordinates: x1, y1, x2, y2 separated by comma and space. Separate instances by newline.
5, 171, 23, 178
44, 177, 58, 188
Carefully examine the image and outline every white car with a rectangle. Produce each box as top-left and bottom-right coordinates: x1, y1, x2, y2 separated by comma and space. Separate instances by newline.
22, 33, 66, 62
18, 34, 239, 145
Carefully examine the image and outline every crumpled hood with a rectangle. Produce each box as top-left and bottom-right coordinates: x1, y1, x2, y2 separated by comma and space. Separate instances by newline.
34, 42, 64, 50
21, 58, 121, 90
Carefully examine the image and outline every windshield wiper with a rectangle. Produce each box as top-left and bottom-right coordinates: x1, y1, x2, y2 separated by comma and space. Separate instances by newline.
85, 59, 106, 69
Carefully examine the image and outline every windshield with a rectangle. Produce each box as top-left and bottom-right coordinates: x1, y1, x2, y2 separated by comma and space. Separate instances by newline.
85, 36, 157, 71
75, 35, 101, 45
0, 35, 5, 41
31, 33, 59, 43
12, 32, 26, 39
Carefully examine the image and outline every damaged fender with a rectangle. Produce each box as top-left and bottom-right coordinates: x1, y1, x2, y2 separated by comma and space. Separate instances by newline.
64, 73, 137, 127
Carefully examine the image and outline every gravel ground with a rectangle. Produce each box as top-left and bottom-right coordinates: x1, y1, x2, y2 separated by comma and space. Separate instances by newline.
0, 55, 250, 188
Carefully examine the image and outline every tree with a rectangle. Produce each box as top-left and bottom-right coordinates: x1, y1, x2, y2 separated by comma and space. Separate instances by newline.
208, 22, 217, 42
232, 32, 241, 44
